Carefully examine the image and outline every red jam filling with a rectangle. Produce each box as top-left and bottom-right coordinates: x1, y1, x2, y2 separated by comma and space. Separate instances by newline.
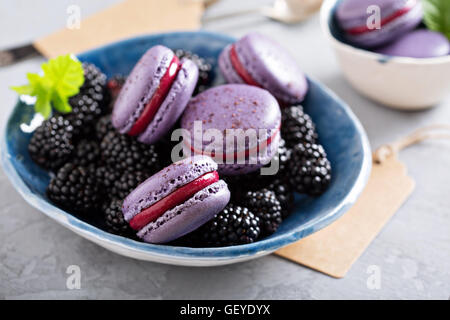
128, 55, 181, 136
229, 44, 261, 87
347, 0, 416, 35
129, 171, 219, 231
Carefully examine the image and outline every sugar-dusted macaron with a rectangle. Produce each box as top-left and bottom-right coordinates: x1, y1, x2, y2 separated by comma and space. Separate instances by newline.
218, 32, 308, 105
180, 84, 281, 175
335, 0, 423, 48
112, 45, 199, 145
122, 155, 230, 244
375, 29, 450, 58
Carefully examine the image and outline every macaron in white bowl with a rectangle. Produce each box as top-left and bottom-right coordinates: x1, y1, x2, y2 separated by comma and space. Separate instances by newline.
320, 0, 450, 110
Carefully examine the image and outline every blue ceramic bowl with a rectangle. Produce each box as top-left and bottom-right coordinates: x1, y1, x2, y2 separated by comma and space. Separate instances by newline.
1, 31, 371, 266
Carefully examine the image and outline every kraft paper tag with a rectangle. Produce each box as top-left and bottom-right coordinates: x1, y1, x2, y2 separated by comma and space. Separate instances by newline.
33, 0, 204, 58
275, 154, 415, 278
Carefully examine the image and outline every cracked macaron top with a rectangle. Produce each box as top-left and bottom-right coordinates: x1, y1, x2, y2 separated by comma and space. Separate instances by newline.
112, 45, 198, 144
180, 84, 281, 175
219, 32, 308, 105
181, 84, 281, 157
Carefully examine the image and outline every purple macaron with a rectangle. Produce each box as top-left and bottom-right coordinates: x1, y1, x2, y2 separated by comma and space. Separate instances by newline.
112, 45, 199, 145
375, 29, 450, 58
122, 155, 230, 244
180, 84, 281, 176
335, 0, 423, 48
218, 32, 308, 105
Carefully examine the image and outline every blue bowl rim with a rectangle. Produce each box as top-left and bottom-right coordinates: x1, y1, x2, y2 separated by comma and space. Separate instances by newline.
1, 30, 372, 261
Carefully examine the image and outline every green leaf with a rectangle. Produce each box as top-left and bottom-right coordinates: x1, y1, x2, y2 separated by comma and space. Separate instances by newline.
42, 54, 84, 98
35, 93, 52, 119
422, 0, 450, 40
10, 54, 84, 119
10, 84, 33, 95
52, 90, 72, 113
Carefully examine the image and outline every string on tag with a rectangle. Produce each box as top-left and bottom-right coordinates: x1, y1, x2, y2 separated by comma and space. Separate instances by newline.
373, 124, 450, 164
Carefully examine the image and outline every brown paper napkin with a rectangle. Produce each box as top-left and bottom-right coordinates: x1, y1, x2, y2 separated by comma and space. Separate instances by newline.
33, 0, 204, 58
275, 125, 450, 278
276, 155, 415, 278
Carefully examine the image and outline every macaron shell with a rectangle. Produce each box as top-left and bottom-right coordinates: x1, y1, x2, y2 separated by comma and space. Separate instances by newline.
122, 155, 217, 221
181, 84, 281, 156
218, 130, 281, 175
112, 45, 174, 133
136, 180, 230, 244
234, 32, 308, 104
218, 44, 245, 84
336, 0, 423, 48
375, 30, 450, 58
138, 58, 199, 144
336, 0, 410, 29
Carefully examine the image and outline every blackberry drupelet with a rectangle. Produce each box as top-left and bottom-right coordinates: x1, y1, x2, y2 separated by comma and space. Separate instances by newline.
73, 140, 100, 167
243, 189, 282, 237
95, 114, 114, 141
103, 198, 133, 236
100, 130, 160, 174
281, 105, 318, 148
197, 204, 260, 247
288, 142, 331, 196
175, 49, 212, 94
112, 170, 150, 200
28, 116, 75, 171
47, 163, 100, 213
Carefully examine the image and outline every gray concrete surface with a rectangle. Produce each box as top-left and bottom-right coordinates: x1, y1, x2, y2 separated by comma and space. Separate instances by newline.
0, 0, 449, 299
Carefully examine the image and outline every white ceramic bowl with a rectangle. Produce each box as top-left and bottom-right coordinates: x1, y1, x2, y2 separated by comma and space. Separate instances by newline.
320, 0, 450, 110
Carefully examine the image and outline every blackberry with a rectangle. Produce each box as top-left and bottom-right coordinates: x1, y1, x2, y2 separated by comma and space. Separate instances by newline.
275, 138, 291, 177
75, 63, 108, 105
197, 204, 260, 247
100, 131, 160, 174
47, 163, 100, 213
103, 198, 133, 236
243, 189, 282, 237
95, 114, 114, 141
28, 116, 74, 171
281, 105, 318, 148
73, 140, 100, 167
266, 178, 294, 218
175, 49, 212, 94
222, 173, 256, 202
224, 139, 291, 200
112, 170, 150, 200
259, 138, 291, 182
288, 142, 331, 196
67, 94, 104, 135
95, 166, 120, 196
